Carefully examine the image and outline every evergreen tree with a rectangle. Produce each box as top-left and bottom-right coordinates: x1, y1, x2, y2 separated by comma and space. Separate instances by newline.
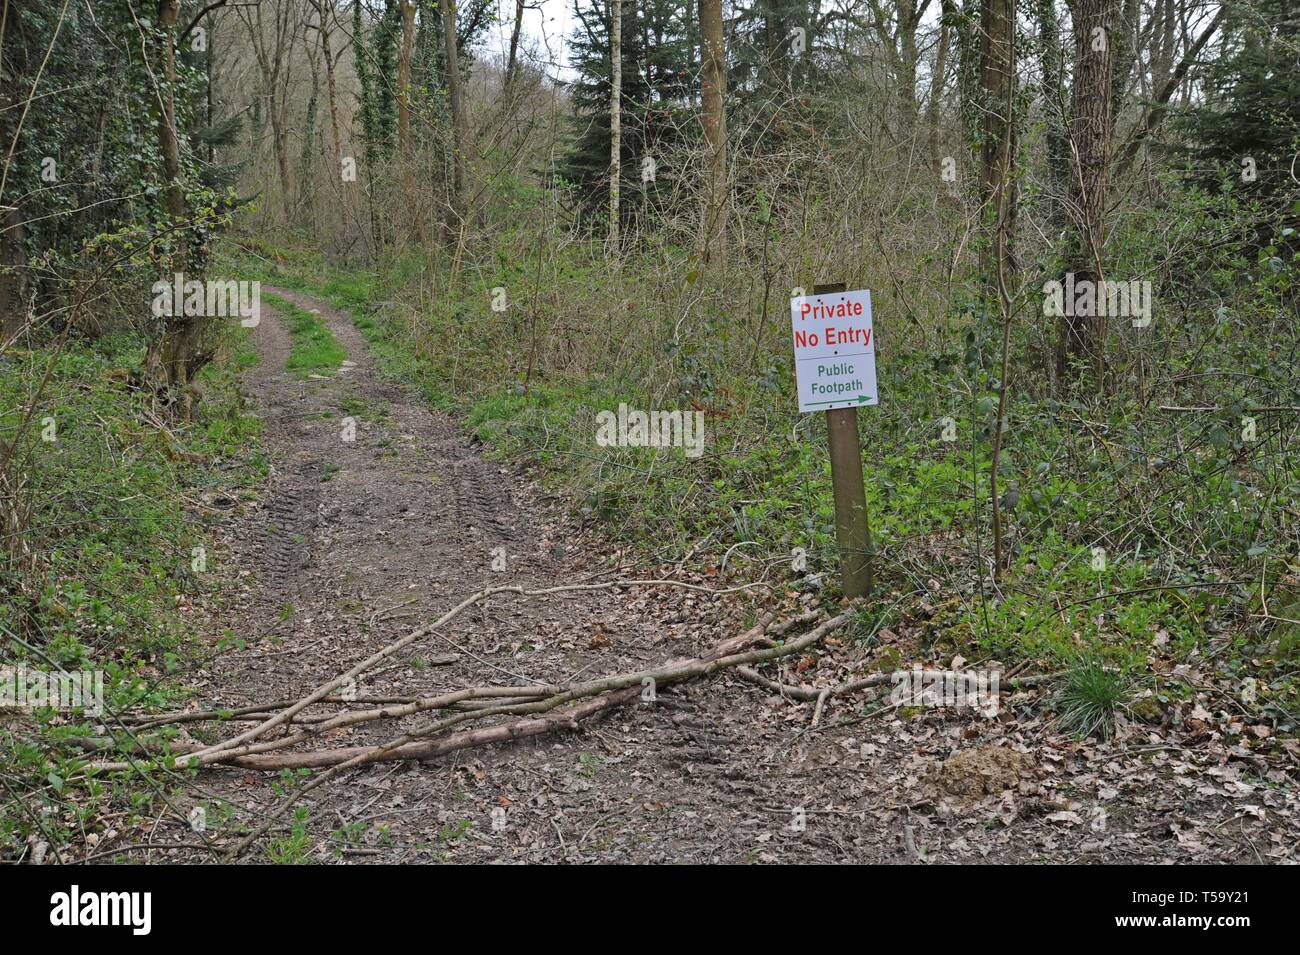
1180, 0, 1300, 219
558, 0, 693, 234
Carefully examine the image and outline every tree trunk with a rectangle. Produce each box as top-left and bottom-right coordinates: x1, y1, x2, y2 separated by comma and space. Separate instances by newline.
698, 0, 727, 265
440, 0, 467, 243
608, 0, 622, 254
1151, 0, 1176, 92
1110, 0, 1141, 120
240, 0, 301, 220
397, 0, 426, 240
0, 44, 25, 342
269, 101, 292, 211
1056, 0, 1118, 383
145, 0, 207, 405
1038, 0, 1069, 231
398, 0, 415, 159
300, 44, 321, 225
927, 0, 953, 168
1114, 7, 1225, 176
687, 0, 698, 109
316, 0, 346, 232
0, 204, 25, 343
157, 0, 187, 235
898, 0, 923, 132
759, 0, 789, 91
505, 0, 526, 91
319, 2, 345, 170
978, 0, 1016, 285
205, 14, 215, 165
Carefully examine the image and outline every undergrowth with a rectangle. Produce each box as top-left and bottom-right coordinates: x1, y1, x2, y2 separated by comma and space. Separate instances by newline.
0, 325, 265, 861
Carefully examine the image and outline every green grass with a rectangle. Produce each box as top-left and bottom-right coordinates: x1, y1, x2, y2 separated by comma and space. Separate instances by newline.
264, 291, 347, 377
1052, 657, 1133, 740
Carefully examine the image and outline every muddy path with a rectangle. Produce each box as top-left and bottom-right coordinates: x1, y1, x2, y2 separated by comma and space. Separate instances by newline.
153, 289, 1293, 864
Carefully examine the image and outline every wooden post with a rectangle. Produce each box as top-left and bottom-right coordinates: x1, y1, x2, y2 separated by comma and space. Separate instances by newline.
815, 282, 873, 598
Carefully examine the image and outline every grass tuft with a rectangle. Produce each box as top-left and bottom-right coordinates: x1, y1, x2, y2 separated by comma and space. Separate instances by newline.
1052, 657, 1131, 740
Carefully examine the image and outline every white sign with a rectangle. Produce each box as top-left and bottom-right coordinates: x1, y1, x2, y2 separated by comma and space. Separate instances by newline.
790, 288, 877, 412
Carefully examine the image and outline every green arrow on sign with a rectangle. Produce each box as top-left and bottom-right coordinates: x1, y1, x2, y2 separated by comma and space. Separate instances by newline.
806, 396, 869, 407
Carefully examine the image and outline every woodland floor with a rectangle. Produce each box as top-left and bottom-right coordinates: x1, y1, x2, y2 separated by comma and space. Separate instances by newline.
140, 289, 1299, 864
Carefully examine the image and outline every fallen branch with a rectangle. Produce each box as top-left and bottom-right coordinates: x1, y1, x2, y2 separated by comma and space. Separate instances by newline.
1159, 405, 1300, 414
735, 666, 1068, 710
222, 608, 850, 859
164, 577, 763, 769
120, 682, 532, 727
90, 685, 578, 772
193, 687, 643, 769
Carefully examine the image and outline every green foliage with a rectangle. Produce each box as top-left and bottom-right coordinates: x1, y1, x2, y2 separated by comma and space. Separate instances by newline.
265, 806, 315, 864
1179, 0, 1300, 222
354, 0, 493, 165
355, 0, 401, 163
1052, 657, 1132, 741
4, 0, 239, 328
241, 214, 1300, 713
0, 326, 264, 861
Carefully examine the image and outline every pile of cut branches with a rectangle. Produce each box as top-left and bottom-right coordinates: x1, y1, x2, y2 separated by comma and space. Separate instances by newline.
82, 580, 852, 857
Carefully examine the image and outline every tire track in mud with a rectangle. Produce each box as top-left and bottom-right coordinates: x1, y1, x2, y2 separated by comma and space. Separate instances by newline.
445, 456, 520, 543
257, 480, 320, 584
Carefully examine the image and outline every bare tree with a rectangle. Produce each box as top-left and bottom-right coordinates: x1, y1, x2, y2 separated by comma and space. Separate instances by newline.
608, 0, 622, 254
238, 0, 307, 216
926, 0, 954, 167
699, 0, 726, 265
308, 0, 348, 232
1115, 6, 1225, 175
1056, 0, 1119, 382
866, 0, 933, 132
505, 0, 527, 91
440, 0, 468, 243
